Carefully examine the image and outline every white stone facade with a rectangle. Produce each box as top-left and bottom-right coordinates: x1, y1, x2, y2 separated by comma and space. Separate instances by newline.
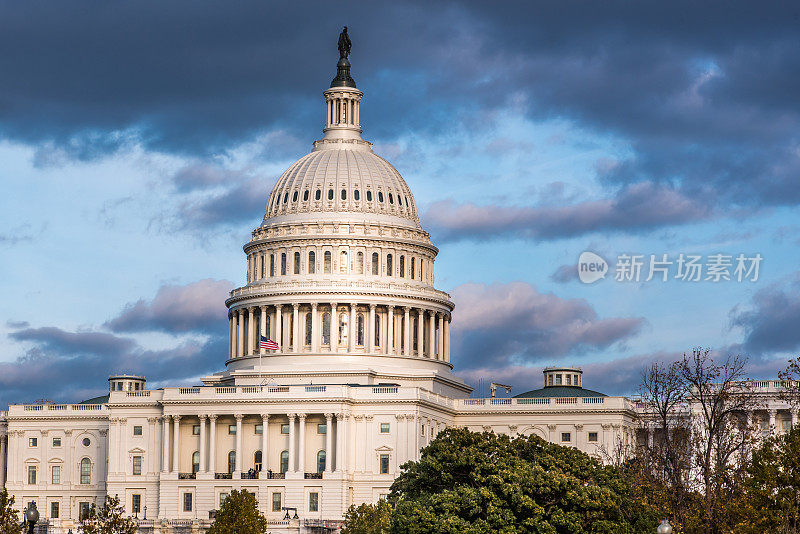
0, 55, 795, 533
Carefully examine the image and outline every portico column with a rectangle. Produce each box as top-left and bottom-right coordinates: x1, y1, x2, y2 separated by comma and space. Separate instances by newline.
171, 415, 181, 474
292, 304, 300, 353
311, 304, 319, 353
368, 305, 376, 353
0, 435, 6, 487
330, 303, 338, 353
444, 316, 451, 362
324, 413, 333, 473
349, 303, 357, 352
428, 311, 435, 359
274, 305, 282, 351
260, 306, 267, 354
769, 410, 777, 435
298, 414, 307, 474
288, 414, 296, 472
335, 413, 345, 473
792, 409, 799, 428
417, 309, 424, 357
209, 415, 217, 474
396, 415, 405, 465
261, 415, 270, 471
437, 313, 444, 361
403, 307, 411, 357
199, 415, 207, 473
248, 307, 255, 355
407, 415, 417, 462
647, 424, 654, 449
237, 310, 244, 358
161, 416, 170, 472
234, 414, 243, 476
386, 306, 394, 355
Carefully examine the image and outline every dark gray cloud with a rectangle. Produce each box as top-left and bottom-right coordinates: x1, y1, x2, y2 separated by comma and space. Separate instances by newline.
1, 0, 798, 217
105, 278, 233, 334
176, 177, 270, 228
551, 264, 578, 283
449, 281, 644, 372
423, 182, 707, 242
730, 273, 800, 354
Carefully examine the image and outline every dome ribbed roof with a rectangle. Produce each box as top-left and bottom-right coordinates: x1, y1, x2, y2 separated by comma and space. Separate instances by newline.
262, 143, 420, 228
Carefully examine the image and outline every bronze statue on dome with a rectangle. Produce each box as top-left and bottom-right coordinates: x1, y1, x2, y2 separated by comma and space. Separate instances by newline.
338, 26, 351, 59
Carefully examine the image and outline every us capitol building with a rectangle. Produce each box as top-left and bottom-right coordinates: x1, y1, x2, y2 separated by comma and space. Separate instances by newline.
0, 32, 796, 534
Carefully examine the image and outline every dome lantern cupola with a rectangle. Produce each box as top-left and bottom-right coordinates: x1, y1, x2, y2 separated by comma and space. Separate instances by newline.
323, 27, 363, 142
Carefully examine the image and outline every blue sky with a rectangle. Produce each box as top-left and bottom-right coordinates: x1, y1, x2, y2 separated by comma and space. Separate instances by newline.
1, 1, 800, 407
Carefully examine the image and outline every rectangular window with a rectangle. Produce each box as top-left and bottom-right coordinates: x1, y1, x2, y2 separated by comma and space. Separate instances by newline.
783, 420, 792, 430
219, 492, 229, 507
52, 437, 61, 447
133, 425, 143, 436
192, 425, 200, 435
317, 423, 327, 434
556, 374, 562, 385
29, 437, 38, 447
421, 425, 425, 436
79, 502, 90, 520
183, 493, 192, 512
272, 492, 282, 512
281, 253, 287, 275
132, 494, 141, 514
281, 424, 289, 434
270, 254, 275, 277
309, 492, 319, 512
28, 466, 37, 484
51, 465, 61, 484
255, 423, 263, 435
566, 375, 571, 385
548, 375, 553, 386
228, 424, 236, 435
133, 456, 142, 475
380, 454, 390, 474
588, 432, 598, 442
561, 432, 571, 442
51, 501, 59, 519
380, 423, 390, 433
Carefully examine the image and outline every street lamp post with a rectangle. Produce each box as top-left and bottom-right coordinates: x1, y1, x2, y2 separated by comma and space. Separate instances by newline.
657, 519, 673, 534
24, 502, 39, 534
143, 505, 147, 520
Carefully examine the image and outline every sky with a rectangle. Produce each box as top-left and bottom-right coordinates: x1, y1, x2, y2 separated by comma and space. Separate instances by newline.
1, 0, 800, 407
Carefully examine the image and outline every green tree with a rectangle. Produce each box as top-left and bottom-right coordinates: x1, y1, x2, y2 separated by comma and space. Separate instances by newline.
0, 489, 22, 534
388, 427, 658, 533
341, 499, 392, 534
735, 425, 800, 533
207, 489, 268, 534
79, 495, 137, 534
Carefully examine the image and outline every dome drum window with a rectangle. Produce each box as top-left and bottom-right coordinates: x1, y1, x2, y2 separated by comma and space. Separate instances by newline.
366, 190, 372, 201
315, 189, 321, 200
303, 190, 309, 201
341, 189, 347, 200
327, 189, 334, 200
354, 189, 360, 201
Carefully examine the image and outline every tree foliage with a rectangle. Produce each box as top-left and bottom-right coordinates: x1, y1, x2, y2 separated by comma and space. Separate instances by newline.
341, 499, 392, 534
0, 489, 22, 534
735, 425, 800, 533
207, 489, 267, 534
387, 427, 658, 533
79, 495, 138, 534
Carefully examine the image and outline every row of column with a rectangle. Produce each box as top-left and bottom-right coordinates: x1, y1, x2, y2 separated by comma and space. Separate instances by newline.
160, 413, 343, 476
228, 303, 451, 362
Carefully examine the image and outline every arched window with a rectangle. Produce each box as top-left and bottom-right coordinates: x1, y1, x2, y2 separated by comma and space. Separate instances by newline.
305, 312, 312, 346
357, 313, 365, 346
289, 313, 294, 347
294, 251, 300, 274
227, 451, 236, 474
400, 315, 405, 351
413, 316, 418, 350
324, 251, 332, 273
270, 254, 275, 277
371, 252, 379, 275
327, 189, 334, 200
322, 312, 331, 345
366, 190, 373, 201
303, 190, 309, 201
338, 312, 348, 346
317, 450, 326, 474
354, 189, 360, 201
192, 451, 200, 474
399, 255, 405, 278
386, 254, 393, 276
80, 458, 91, 484
254, 450, 262, 471
410, 257, 415, 279
340, 250, 348, 273
280, 450, 289, 474
292, 191, 298, 202
283, 192, 288, 203
378, 192, 384, 203
315, 189, 321, 200
281, 253, 287, 275
389, 193, 394, 204
341, 189, 347, 200
308, 251, 316, 274
356, 251, 364, 274
375, 312, 381, 347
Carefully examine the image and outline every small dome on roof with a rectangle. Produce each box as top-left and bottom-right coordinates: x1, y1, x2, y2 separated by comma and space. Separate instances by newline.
513, 365, 606, 398
514, 386, 607, 398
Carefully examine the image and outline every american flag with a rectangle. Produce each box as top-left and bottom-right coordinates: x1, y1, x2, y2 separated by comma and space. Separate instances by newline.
260, 335, 279, 351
